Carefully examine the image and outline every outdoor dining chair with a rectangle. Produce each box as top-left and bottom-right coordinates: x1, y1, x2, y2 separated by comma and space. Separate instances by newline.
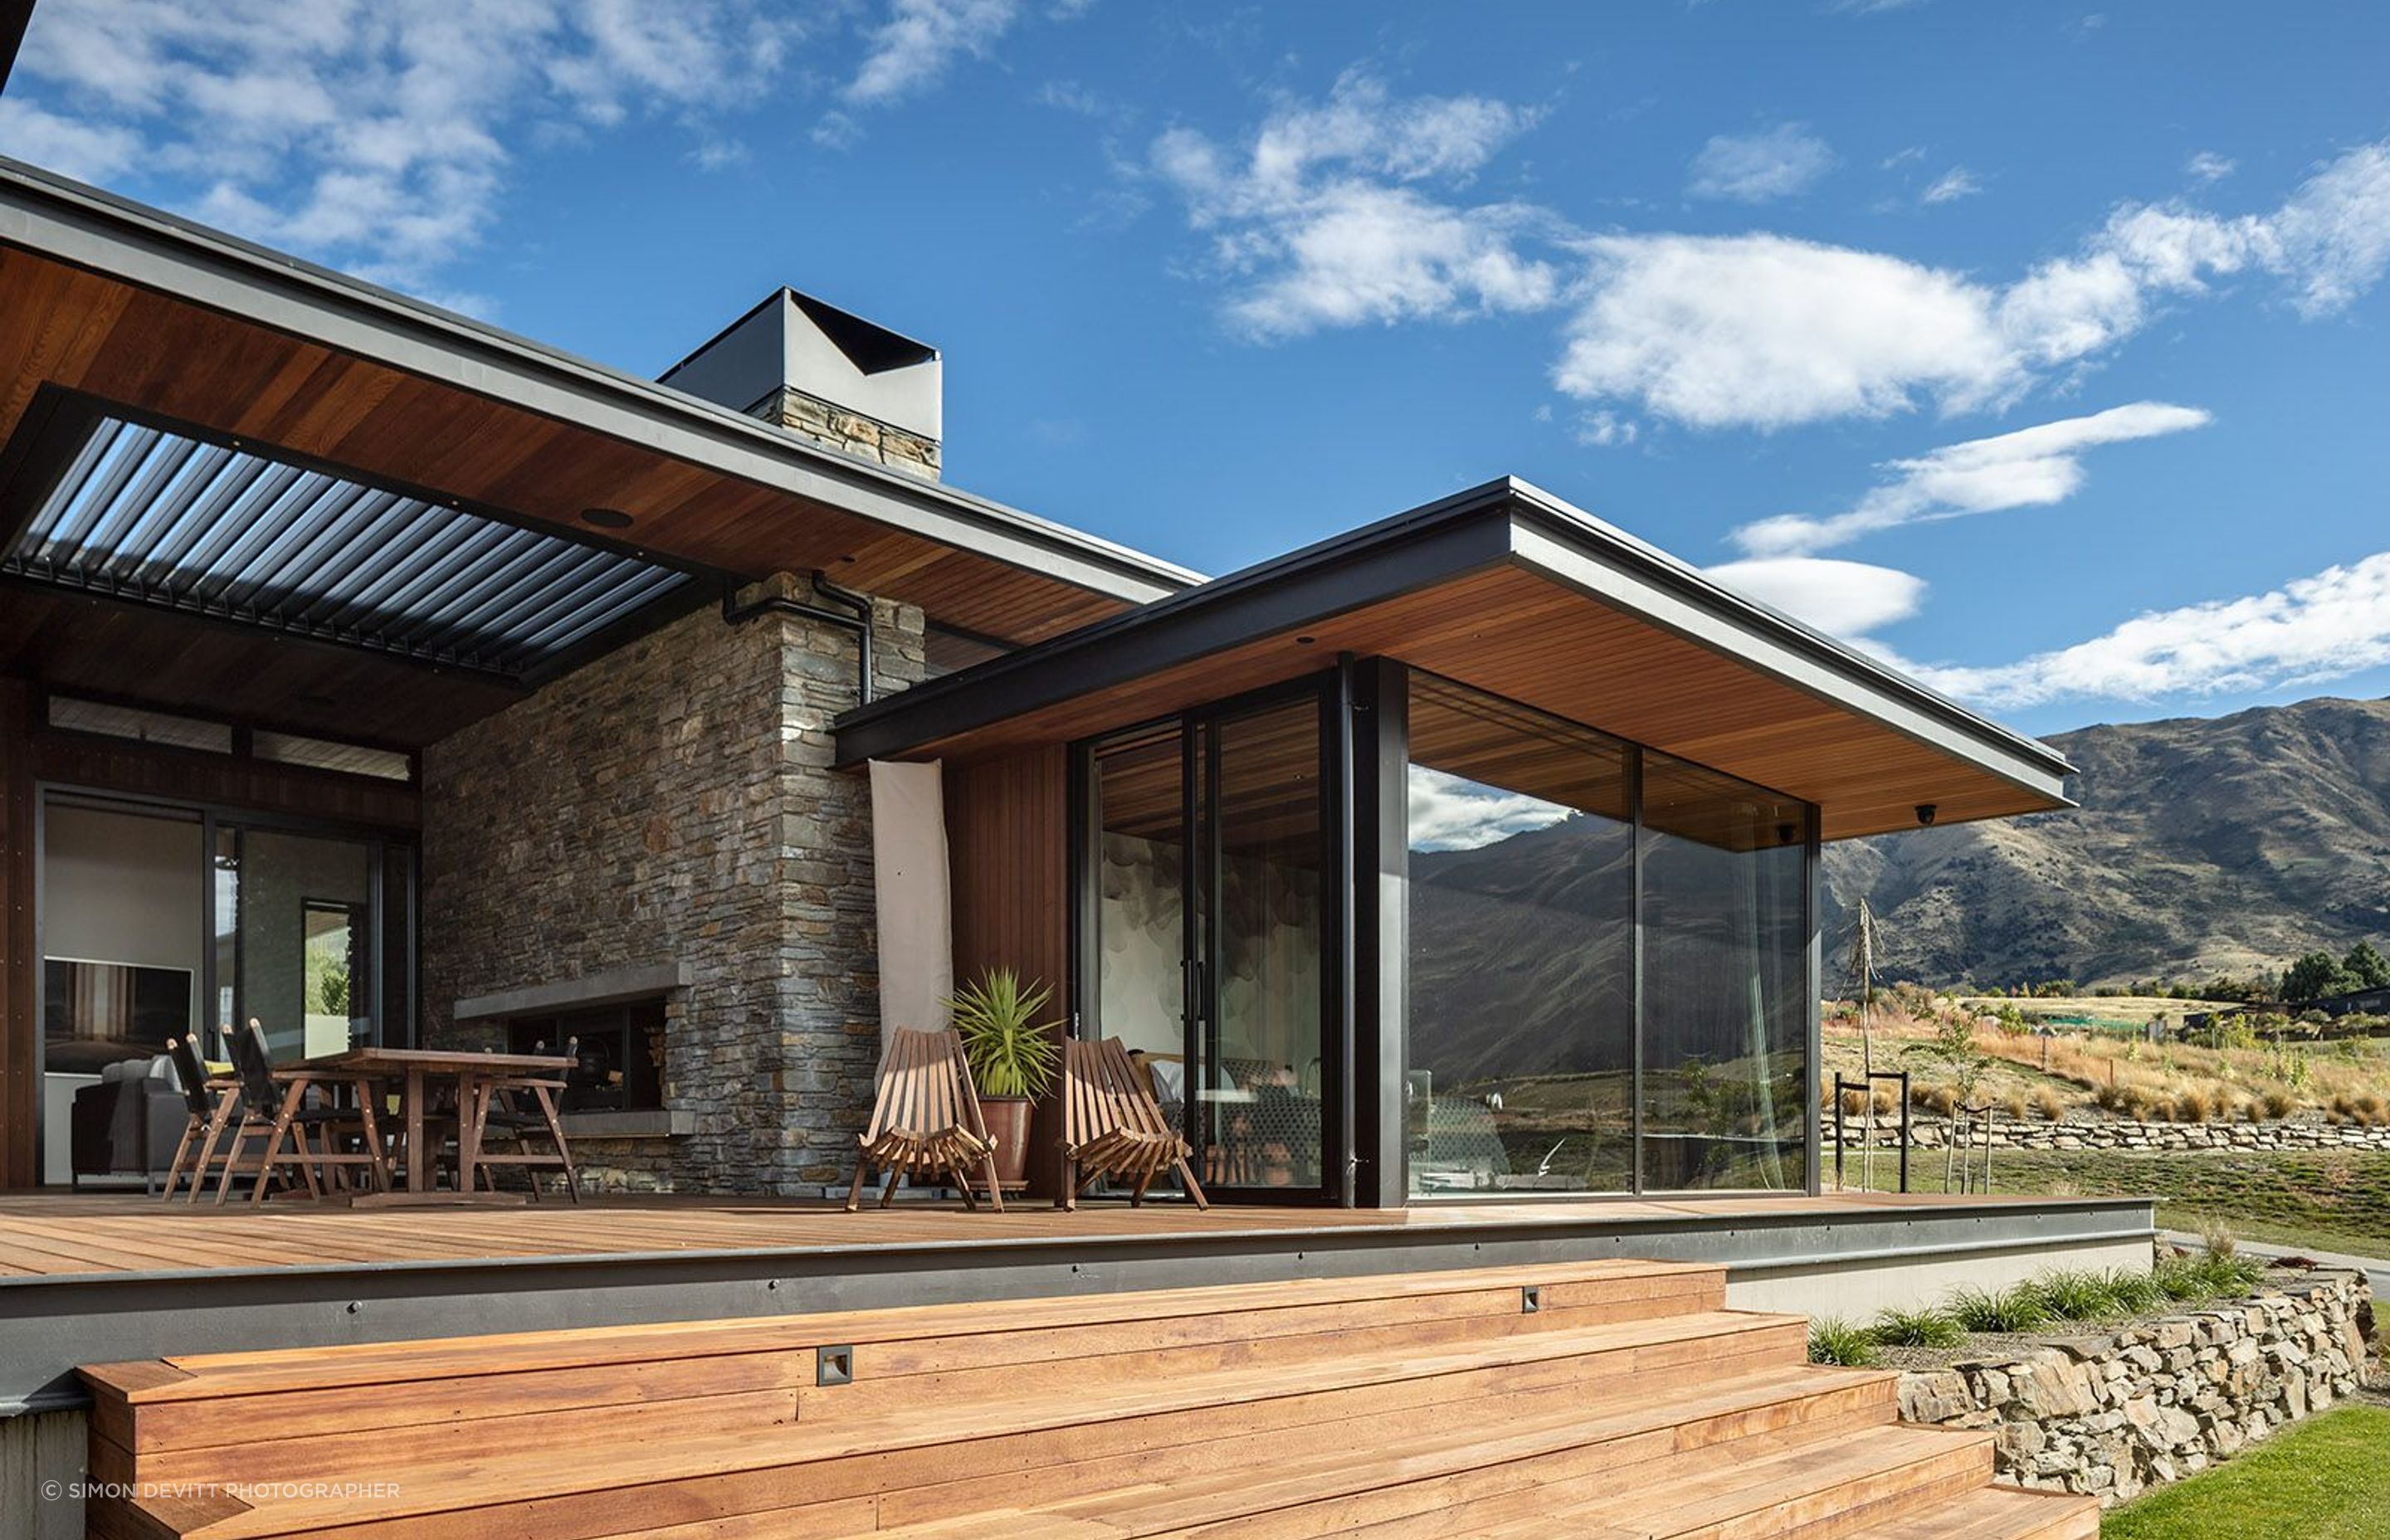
844, 1027, 1004, 1211
159, 1035, 238, 1201
207, 1021, 388, 1204
1059, 1036, 1209, 1211
461, 1068, 582, 1202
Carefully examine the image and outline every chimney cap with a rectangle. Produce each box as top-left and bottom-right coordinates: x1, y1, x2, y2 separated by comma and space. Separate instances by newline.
660, 287, 942, 443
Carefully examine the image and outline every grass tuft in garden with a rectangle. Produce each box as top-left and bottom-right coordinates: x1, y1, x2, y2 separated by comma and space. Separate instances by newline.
1949, 1282, 2051, 1333
1869, 1304, 1966, 1348
1806, 1317, 1880, 1366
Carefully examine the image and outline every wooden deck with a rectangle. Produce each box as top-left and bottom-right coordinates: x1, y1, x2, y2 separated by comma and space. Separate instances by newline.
76, 1255, 2103, 1539
0, 1188, 2056, 1282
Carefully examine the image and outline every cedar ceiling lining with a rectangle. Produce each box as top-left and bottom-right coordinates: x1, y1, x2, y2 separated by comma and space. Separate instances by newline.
858, 560, 2067, 843
0, 241, 1137, 648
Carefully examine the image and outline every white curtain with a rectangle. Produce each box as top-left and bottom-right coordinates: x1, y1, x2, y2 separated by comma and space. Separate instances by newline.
868, 759, 952, 1047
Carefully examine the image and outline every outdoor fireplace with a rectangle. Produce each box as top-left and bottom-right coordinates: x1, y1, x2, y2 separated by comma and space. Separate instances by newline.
504, 999, 666, 1114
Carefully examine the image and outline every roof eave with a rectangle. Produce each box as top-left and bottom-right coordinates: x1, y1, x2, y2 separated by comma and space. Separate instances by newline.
0, 157, 1200, 607
833, 477, 2076, 814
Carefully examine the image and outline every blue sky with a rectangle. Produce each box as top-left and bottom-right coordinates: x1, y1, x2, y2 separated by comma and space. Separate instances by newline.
4, 1, 2388, 738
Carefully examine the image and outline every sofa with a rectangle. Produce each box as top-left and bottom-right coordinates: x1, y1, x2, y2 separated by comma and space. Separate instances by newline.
69, 1055, 189, 1190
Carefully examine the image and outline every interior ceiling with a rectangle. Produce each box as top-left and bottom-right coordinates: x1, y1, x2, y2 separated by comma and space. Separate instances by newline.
0, 241, 1142, 744
883, 562, 2065, 844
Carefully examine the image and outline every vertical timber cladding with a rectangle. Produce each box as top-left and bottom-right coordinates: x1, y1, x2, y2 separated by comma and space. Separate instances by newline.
944, 745, 1071, 1197
0, 682, 31, 1187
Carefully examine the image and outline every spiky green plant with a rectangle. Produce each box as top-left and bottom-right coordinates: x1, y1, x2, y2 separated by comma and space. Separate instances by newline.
1949, 1284, 2051, 1334
2101, 1268, 2166, 1315
1808, 1318, 1880, 1367
1871, 1306, 1966, 1349
945, 968, 1060, 1099
2036, 1268, 2129, 1323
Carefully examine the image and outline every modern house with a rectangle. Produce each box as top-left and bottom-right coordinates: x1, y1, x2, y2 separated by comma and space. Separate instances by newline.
0, 154, 2076, 1208
0, 150, 2148, 1538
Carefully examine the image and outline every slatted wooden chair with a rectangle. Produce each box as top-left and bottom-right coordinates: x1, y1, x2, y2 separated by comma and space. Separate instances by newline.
159, 1035, 238, 1201
844, 1028, 1004, 1212
1060, 1036, 1209, 1211
462, 1070, 582, 1203
210, 1021, 388, 1204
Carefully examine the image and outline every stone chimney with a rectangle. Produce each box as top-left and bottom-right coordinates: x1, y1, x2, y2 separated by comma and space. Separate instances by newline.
660, 289, 942, 479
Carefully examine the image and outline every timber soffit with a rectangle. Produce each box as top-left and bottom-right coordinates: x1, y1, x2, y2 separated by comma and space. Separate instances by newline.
832, 475, 2079, 802
0, 156, 1200, 607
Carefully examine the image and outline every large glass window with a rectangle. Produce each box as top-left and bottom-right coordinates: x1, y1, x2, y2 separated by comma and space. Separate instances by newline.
1407, 679, 1634, 1196
1402, 676, 1811, 1197
1640, 753, 1810, 1192
1082, 685, 1338, 1198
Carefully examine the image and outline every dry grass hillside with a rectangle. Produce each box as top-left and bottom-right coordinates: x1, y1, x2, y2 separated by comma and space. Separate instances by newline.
1825, 990, 2390, 1127
1822, 695, 2390, 987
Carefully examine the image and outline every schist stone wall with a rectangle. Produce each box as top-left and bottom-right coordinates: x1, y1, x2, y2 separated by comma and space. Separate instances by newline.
763, 383, 939, 480
420, 574, 926, 1195
1897, 1268, 2373, 1504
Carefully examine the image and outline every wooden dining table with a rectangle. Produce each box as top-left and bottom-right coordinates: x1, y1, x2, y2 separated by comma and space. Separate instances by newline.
307, 1047, 577, 1205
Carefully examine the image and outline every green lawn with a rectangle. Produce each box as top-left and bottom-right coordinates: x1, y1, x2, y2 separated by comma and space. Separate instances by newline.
1844, 1148, 2390, 1259
2102, 1405, 2390, 1538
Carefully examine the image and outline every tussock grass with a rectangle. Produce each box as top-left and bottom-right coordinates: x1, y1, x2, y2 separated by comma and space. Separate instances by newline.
1869, 1305, 1966, 1348
1807, 1317, 1880, 1367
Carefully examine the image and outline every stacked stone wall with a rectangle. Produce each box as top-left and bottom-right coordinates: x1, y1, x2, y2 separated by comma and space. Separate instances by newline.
1897, 1269, 2372, 1503
421, 578, 925, 1193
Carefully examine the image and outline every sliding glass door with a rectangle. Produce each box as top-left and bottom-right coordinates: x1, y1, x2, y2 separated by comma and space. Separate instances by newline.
1082, 679, 1341, 1201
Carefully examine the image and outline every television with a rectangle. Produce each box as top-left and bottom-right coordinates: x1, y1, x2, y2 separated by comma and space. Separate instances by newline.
43, 958, 194, 1075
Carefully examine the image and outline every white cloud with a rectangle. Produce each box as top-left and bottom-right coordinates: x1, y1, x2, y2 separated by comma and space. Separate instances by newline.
1555, 140, 2390, 431
1706, 558, 1927, 637
2, 0, 802, 294
845, 0, 1021, 106
1922, 166, 1981, 204
2187, 150, 2236, 183
1554, 233, 2018, 430
1731, 402, 2212, 557
1686, 123, 1836, 202
0, 99, 142, 183
1898, 551, 2390, 709
1151, 74, 1558, 339
1407, 766, 1575, 852
1572, 410, 1638, 447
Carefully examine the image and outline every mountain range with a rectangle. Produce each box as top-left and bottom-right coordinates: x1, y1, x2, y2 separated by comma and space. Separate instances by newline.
1822, 695, 2390, 988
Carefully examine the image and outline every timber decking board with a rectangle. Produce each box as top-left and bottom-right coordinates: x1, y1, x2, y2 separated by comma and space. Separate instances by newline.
81, 1258, 2101, 1540
0, 1189, 2059, 1284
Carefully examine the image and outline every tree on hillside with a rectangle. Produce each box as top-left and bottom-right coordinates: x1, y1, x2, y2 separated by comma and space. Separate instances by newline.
1847, 897, 1880, 1079
2283, 950, 2362, 1001
2344, 941, 2390, 991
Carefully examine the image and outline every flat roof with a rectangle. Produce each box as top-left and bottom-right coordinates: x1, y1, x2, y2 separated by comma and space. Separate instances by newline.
836, 478, 2075, 842
0, 158, 1198, 633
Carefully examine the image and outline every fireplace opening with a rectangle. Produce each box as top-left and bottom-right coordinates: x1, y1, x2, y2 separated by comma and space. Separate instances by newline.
505, 998, 666, 1114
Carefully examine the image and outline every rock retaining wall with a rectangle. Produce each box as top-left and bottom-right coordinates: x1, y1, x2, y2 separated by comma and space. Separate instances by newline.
1895, 1269, 2373, 1504
1826, 1114, 2390, 1153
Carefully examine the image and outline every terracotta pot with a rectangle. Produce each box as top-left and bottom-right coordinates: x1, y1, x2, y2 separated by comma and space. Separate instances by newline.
982, 1097, 1034, 1187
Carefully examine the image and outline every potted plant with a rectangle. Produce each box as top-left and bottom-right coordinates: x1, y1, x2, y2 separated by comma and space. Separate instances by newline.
946, 968, 1060, 1189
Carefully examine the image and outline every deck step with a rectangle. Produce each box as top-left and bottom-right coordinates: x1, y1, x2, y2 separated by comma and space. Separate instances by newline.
85, 1256, 1726, 1461
137, 1310, 1811, 1536
1844, 1484, 2103, 1540
76, 1261, 2111, 1540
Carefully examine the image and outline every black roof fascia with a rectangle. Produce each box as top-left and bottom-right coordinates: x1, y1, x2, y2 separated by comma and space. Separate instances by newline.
833, 477, 2078, 802
832, 491, 1521, 767
0, 157, 1198, 608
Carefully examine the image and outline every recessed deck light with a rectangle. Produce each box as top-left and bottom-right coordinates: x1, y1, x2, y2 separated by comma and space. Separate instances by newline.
581, 507, 636, 529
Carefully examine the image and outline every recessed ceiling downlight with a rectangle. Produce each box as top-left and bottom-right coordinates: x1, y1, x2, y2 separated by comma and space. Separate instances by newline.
581, 507, 635, 529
